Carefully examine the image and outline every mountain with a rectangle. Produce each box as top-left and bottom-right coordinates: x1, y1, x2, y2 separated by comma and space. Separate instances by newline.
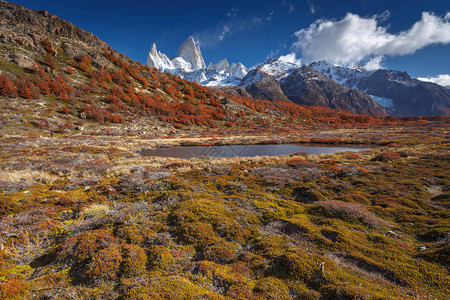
0, 0, 114, 71
280, 66, 385, 116
1, 1, 398, 140
147, 37, 248, 86
214, 58, 386, 116
310, 60, 450, 116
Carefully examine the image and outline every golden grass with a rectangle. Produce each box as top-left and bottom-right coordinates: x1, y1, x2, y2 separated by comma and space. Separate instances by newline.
0, 169, 58, 184
82, 203, 110, 219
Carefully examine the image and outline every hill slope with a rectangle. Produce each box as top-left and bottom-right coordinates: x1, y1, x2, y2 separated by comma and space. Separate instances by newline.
0, 1, 409, 139
0, 2, 449, 300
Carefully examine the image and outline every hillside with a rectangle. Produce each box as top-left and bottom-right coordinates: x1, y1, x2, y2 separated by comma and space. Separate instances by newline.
0, 1, 413, 139
0, 2, 449, 300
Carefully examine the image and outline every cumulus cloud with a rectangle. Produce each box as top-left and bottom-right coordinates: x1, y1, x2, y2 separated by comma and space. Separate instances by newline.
292, 12, 450, 66
363, 56, 384, 71
418, 74, 450, 87
278, 53, 302, 65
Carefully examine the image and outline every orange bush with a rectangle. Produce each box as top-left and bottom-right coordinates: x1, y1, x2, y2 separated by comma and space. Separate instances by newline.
15, 76, 39, 99
0, 74, 17, 97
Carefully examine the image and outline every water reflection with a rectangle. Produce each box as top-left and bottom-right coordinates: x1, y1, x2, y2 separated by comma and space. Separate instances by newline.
140, 144, 370, 159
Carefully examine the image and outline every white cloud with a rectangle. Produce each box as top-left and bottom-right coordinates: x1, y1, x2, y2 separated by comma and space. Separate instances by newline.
226, 8, 239, 18
282, 1, 295, 13
363, 56, 384, 71
218, 25, 230, 41
292, 12, 450, 66
194, 9, 274, 47
278, 53, 302, 65
418, 74, 450, 87
266, 49, 280, 59
252, 17, 262, 26
309, 3, 316, 14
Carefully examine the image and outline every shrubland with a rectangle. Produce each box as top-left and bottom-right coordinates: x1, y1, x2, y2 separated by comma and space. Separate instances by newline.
0, 126, 448, 299
1, 3, 449, 297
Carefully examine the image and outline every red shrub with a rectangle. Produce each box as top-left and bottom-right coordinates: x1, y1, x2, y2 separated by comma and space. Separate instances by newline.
0, 74, 17, 97
15, 76, 39, 99
15, 38, 24, 45
342, 153, 361, 160
372, 152, 402, 162
44, 53, 56, 69
41, 38, 55, 54
61, 106, 70, 114
286, 158, 315, 168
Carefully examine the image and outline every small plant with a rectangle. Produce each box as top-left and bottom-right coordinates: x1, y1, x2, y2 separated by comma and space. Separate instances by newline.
147, 245, 174, 270
87, 246, 122, 282
82, 203, 109, 219
120, 244, 147, 277
3, 231, 48, 264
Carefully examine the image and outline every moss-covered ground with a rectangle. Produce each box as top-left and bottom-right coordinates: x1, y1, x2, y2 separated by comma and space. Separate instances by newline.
0, 124, 448, 299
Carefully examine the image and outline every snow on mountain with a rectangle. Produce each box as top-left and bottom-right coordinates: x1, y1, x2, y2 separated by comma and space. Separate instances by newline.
309, 60, 371, 88
146, 37, 247, 86
177, 37, 206, 70
146, 43, 177, 71
240, 54, 302, 87
309, 61, 450, 116
370, 95, 394, 108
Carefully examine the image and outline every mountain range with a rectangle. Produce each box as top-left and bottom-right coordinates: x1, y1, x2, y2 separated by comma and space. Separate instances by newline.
1, 0, 398, 140
148, 40, 450, 117
147, 37, 248, 87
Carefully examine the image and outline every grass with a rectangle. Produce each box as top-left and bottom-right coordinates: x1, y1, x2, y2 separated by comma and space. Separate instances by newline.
0, 123, 448, 299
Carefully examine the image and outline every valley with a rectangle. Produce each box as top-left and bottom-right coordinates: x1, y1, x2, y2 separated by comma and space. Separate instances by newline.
0, 1, 449, 299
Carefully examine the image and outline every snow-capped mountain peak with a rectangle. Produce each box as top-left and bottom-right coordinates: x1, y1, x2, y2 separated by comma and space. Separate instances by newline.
177, 37, 206, 70
309, 60, 371, 88
146, 43, 177, 71
146, 37, 247, 86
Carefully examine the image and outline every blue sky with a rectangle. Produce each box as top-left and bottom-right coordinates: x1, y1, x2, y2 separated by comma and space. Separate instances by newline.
9, 0, 450, 81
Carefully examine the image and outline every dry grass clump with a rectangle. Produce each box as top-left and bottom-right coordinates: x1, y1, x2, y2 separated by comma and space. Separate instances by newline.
315, 200, 392, 229
0, 169, 58, 184
82, 203, 110, 218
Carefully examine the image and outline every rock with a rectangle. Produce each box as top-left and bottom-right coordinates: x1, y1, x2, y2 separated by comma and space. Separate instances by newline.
177, 37, 206, 70
0, 1, 117, 70
8, 52, 38, 70
245, 75, 291, 102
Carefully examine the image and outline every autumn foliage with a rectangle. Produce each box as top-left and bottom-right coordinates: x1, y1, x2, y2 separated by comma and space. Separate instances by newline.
1, 44, 445, 130
0, 74, 17, 97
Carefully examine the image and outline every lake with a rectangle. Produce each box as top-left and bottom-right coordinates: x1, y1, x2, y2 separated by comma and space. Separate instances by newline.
140, 144, 371, 159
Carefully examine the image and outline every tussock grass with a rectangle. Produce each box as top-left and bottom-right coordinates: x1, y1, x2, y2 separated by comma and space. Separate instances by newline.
82, 203, 110, 218
0, 169, 58, 184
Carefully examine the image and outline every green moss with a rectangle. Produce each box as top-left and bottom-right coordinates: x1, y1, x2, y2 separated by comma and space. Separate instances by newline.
250, 276, 291, 299
125, 275, 213, 299
87, 246, 121, 282
120, 244, 147, 278
147, 245, 174, 271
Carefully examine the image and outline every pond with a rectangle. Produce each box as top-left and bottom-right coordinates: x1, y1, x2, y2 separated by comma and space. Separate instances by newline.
140, 144, 371, 159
